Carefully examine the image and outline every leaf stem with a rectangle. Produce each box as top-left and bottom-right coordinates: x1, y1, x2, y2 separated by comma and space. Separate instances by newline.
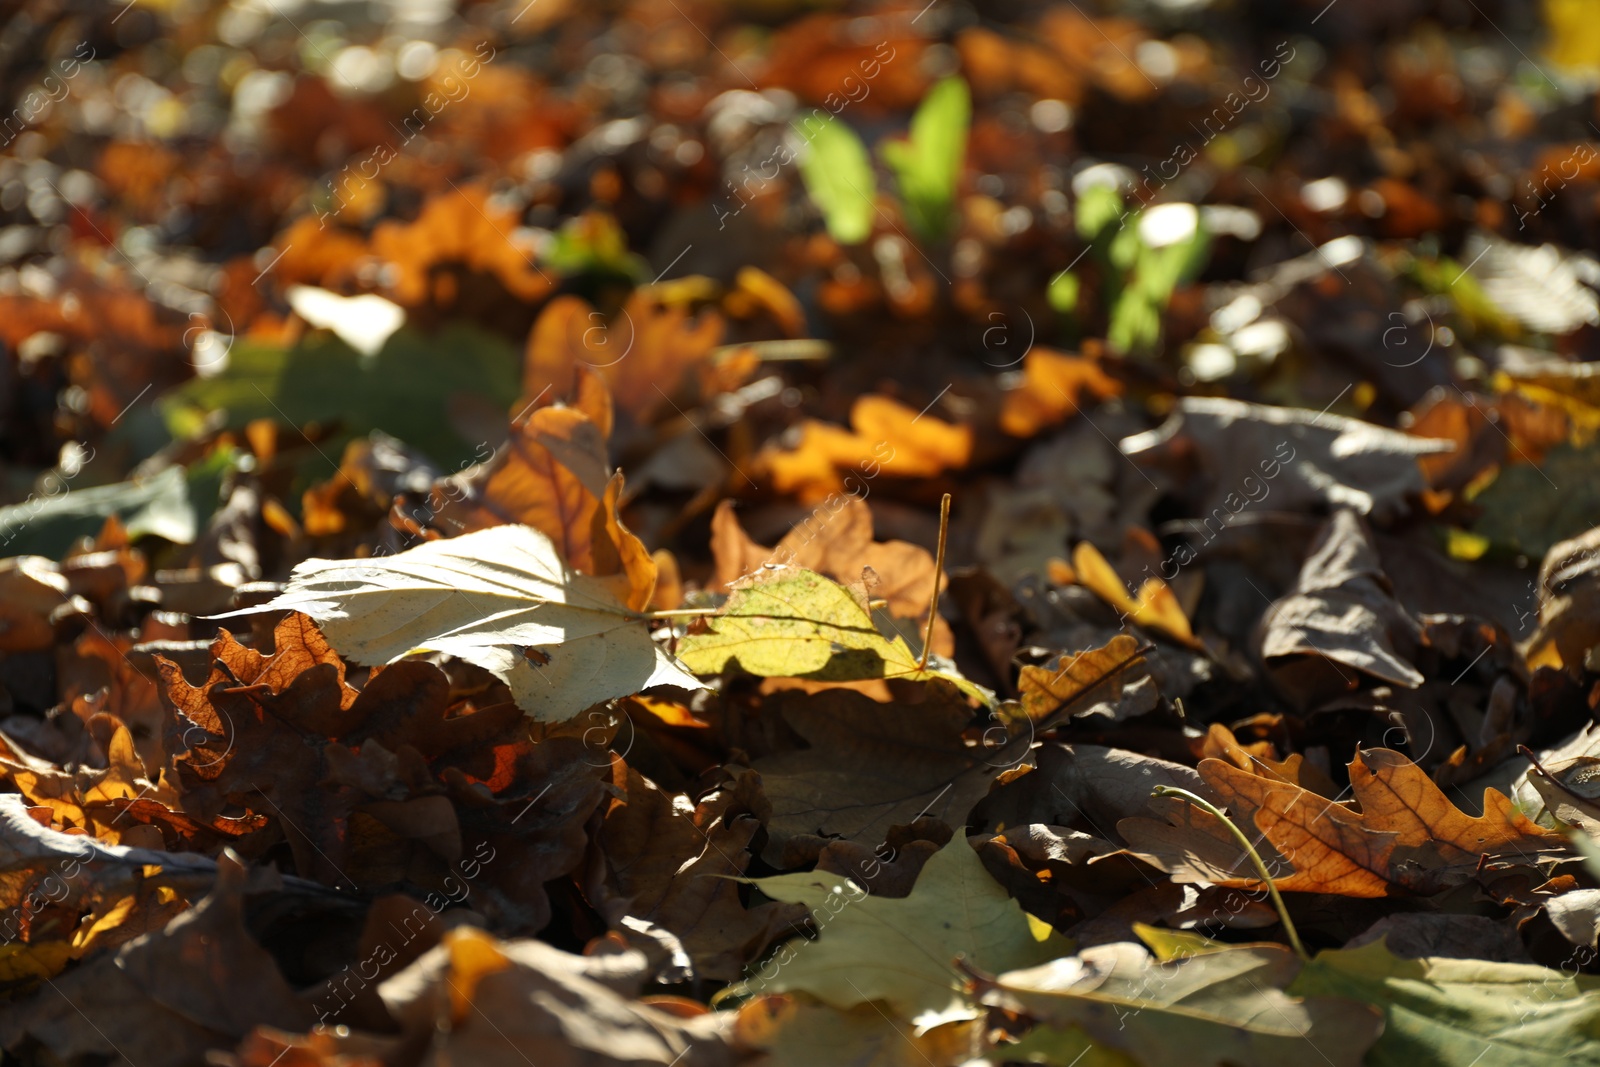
918, 493, 952, 672
642, 607, 723, 619
1149, 785, 1309, 961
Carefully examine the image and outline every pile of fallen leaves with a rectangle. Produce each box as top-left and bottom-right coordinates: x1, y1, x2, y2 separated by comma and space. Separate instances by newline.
9, 0, 1600, 1064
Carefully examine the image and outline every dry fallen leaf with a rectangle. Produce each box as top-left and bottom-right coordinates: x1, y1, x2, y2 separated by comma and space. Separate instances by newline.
762, 395, 973, 502
1122, 747, 1565, 897
219, 525, 701, 722
999, 346, 1123, 439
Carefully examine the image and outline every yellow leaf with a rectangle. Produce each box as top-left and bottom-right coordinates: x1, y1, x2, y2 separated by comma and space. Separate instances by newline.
0, 941, 72, 995
1071, 541, 1200, 649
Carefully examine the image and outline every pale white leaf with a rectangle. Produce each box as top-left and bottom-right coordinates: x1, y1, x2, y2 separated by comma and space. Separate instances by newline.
219, 524, 702, 722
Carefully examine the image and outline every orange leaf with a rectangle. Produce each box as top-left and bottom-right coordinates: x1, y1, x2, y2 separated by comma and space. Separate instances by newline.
999, 347, 1122, 439
370, 182, 552, 307
523, 291, 723, 426
764, 395, 973, 501
428, 391, 655, 609
1071, 541, 1200, 649
1121, 748, 1565, 898
1017, 633, 1147, 724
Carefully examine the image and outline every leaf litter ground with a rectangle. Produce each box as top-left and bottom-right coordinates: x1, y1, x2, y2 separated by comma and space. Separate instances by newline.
6, 2, 1600, 1066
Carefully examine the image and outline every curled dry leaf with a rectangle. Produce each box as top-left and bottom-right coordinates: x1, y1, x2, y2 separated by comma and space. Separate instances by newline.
1257, 509, 1426, 706
1068, 540, 1201, 649
372, 928, 739, 1067
1120, 396, 1455, 520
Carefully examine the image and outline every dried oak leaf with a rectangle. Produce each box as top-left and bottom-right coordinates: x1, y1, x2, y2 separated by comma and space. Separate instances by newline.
1, 716, 257, 855
709, 497, 953, 657
761, 395, 973, 503
161, 614, 608, 924
58, 626, 169, 773
0, 853, 313, 1067
1200, 722, 1339, 798
1120, 748, 1566, 897
1017, 633, 1151, 724
594, 764, 806, 982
